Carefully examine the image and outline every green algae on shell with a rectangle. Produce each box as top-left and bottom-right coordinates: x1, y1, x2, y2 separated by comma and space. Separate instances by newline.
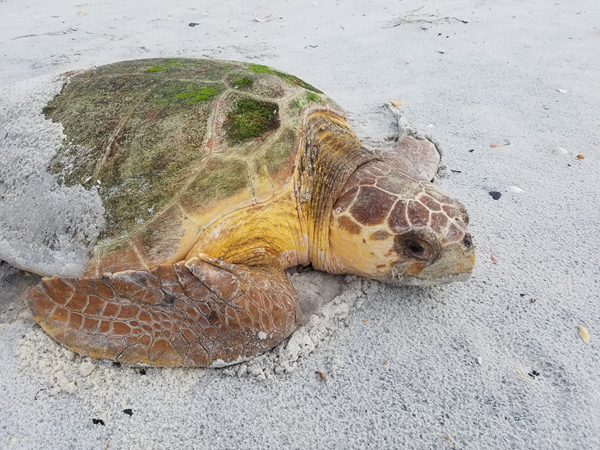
41, 58, 334, 274
224, 100, 280, 143
249, 64, 323, 94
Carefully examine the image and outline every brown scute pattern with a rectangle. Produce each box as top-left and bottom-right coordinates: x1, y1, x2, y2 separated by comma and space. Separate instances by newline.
418, 194, 442, 211
335, 155, 473, 267
370, 230, 392, 241
27, 255, 298, 367
337, 215, 362, 235
407, 201, 430, 228
387, 200, 410, 234
349, 186, 396, 226
333, 186, 358, 213
430, 212, 449, 234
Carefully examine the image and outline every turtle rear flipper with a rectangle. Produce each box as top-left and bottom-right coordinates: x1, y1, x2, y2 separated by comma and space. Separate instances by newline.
27, 254, 299, 367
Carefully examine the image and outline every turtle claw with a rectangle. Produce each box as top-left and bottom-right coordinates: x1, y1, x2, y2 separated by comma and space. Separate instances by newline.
27, 254, 299, 367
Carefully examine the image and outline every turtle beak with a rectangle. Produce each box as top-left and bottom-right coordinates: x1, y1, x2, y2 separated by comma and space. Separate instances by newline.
385, 245, 475, 286
415, 246, 475, 280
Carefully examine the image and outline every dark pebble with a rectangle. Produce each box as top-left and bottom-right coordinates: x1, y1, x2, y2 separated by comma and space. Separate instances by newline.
92, 419, 105, 426
489, 191, 501, 200
123, 409, 133, 417
189, 22, 199, 27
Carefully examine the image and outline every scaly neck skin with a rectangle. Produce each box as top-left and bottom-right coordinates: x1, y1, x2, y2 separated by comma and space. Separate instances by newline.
186, 110, 379, 271
294, 110, 380, 273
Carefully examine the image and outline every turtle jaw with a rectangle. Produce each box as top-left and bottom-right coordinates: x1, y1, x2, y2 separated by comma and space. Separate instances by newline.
385, 247, 475, 286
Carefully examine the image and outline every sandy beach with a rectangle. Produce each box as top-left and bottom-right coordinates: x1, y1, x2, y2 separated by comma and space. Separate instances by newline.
1, 0, 599, 448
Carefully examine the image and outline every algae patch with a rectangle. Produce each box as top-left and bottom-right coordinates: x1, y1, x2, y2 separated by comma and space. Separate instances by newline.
294, 91, 321, 109
145, 60, 185, 72
232, 77, 252, 89
173, 87, 218, 103
225, 100, 279, 143
249, 64, 323, 94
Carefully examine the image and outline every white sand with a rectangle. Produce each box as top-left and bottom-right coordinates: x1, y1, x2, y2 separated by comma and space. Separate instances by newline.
1, 0, 600, 448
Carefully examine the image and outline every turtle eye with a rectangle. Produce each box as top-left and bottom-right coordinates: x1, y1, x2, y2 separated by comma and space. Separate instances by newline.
405, 239, 426, 257
394, 231, 441, 263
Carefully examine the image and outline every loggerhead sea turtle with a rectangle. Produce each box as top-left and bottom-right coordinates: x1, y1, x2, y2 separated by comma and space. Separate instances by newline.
26, 58, 475, 367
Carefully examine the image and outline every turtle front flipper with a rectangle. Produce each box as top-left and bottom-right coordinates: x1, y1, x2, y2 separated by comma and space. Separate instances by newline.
26, 253, 299, 367
382, 104, 441, 182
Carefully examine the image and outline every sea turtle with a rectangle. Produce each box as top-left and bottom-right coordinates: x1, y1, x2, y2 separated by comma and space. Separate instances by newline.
25, 58, 475, 367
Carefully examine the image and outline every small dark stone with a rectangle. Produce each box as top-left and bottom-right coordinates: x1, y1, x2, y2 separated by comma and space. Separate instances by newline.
450, 169, 462, 173
468, 149, 474, 152
123, 409, 134, 416
112, 361, 121, 367
92, 419, 105, 426
520, 294, 525, 297
188, 23, 200, 27
489, 191, 502, 200
528, 370, 540, 379
139, 368, 147, 376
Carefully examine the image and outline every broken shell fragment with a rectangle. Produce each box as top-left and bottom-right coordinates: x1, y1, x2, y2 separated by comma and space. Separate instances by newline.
508, 186, 523, 193
554, 147, 568, 155
576, 154, 585, 160
578, 325, 590, 343
253, 12, 272, 22
390, 101, 403, 107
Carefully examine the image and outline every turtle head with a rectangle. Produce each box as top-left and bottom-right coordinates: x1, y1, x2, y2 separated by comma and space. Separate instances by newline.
329, 161, 475, 286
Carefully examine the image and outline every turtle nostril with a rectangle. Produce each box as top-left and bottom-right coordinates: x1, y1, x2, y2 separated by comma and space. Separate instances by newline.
463, 233, 473, 249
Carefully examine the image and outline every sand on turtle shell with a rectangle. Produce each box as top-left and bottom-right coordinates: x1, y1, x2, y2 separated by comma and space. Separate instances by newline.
0, 76, 106, 277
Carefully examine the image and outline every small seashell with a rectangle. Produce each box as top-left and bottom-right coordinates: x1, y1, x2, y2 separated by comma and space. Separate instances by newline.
490, 143, 500, 148
390, 101, 403, 107
554, 147, 568, 155
476, 357, 482, 365
490, 255, 498, 263
576, 154, 585, 160
508, 186, 523, 193
578, 325, 590, 343
557, 89, 568, 93
253, 12, 272, 22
